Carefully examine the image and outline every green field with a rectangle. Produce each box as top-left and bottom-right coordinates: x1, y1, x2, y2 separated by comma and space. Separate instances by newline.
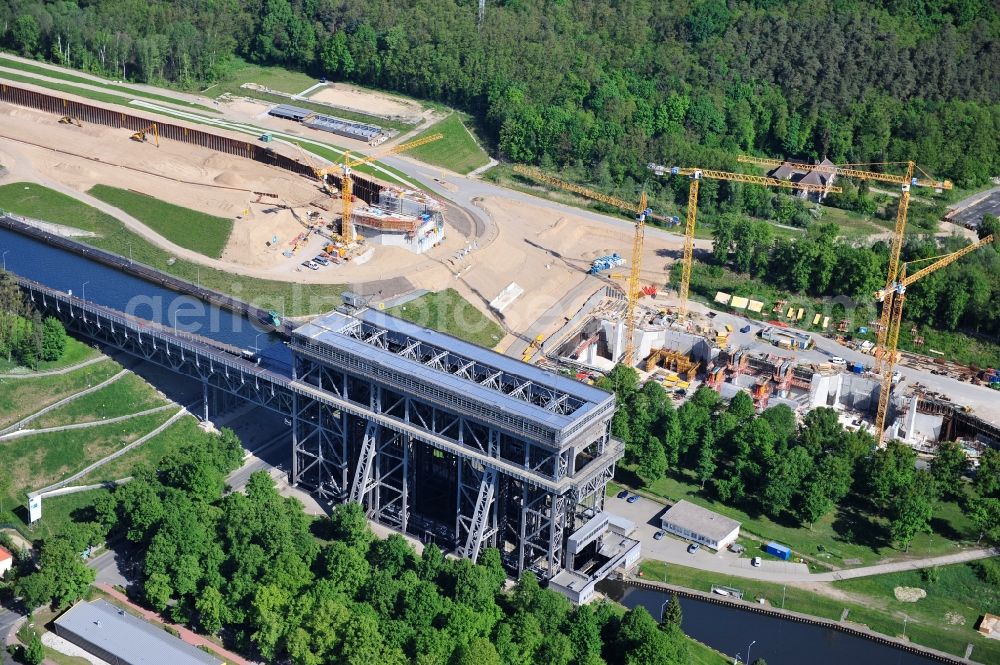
76, 415, 206, 485
0, 183, 344, 316
622, 468, 976, 568
386, 289, 504, 348
0, 335, 97, 373
640, 560, 1000, 664
88, 185, 234, 258
405, 113, 490, 175
32, 373, 167, 429
0, 54, 218, 113
0, 358, 118, 429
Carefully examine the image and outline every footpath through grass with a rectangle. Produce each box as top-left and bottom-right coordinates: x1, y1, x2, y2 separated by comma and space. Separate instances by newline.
0, 54, 218, 113
405, 113, 490, 175
385, 289, 504, 348
640, 560, 1000, 664
0, 182, 343, 316
624, 468, 977, 568
32, 373, 167, 429
0, 358, 118, 430
76, 415, 204, 485
88, 185, 233, 258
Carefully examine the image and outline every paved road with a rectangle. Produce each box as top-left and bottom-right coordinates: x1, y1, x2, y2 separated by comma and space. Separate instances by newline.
948, 186, 1000, 228
608, 492, 999, 584
87, 549, 129, 588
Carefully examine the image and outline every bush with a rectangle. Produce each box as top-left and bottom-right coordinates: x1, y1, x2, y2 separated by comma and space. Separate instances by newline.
973, 559, 1000, 586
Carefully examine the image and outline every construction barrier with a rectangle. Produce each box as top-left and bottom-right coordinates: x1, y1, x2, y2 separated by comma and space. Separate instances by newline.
0, 82, 383, 202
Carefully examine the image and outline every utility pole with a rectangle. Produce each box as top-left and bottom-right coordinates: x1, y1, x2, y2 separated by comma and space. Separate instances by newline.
478, 0, 485, 28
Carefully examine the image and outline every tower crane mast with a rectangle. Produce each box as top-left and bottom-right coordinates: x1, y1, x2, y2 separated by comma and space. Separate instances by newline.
873, 234, 994, 443
737, 155, 952, 373
513, 165, 651, 366
646, 163, 841, 318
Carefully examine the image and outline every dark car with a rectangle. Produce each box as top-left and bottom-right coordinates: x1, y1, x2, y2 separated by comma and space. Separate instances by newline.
740, 325, 752, 333
653, 531, 665, 540
616, 490, 629, 499
687, 543, 700, 554
626, 495, 640, 504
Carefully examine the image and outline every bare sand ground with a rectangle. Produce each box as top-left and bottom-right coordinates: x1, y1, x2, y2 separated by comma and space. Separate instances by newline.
309, 83, 422, 120
460, 197, 691, 334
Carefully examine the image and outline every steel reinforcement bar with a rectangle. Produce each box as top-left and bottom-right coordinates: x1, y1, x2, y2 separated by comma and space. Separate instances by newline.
0, 81, 383, 202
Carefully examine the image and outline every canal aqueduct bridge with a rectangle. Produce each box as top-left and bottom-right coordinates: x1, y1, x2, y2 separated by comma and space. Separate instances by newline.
16, 275, 630, 586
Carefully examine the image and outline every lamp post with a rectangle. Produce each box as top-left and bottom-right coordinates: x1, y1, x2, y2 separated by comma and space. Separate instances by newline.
82, 281, 89, 301
254, 332, 265, 353
746, 640, 756, 665
2, 250, 8, 271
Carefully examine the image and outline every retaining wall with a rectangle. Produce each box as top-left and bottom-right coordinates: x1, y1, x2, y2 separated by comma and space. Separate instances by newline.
0, 82, 383, 204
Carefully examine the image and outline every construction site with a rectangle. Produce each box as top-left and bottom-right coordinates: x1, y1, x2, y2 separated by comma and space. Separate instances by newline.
2, 76, 999, 486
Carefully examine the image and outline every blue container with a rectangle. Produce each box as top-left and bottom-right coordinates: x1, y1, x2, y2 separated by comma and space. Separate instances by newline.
764, 542, 792, 560
852, 363, 864, 374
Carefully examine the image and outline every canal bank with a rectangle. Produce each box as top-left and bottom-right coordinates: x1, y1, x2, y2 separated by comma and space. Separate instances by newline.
599, 578, 969, 665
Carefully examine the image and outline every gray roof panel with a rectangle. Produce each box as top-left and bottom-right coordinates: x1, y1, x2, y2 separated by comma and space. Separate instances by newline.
55, 599, 220, 665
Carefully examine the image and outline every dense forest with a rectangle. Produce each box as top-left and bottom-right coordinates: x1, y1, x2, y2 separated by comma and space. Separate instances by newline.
1, 0, 998, 191
598, 367, 1000, 551
11, 428, 693, 665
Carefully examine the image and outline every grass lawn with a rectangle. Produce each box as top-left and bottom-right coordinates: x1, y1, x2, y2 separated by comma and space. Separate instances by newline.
819, 205, 890, 238
624, 468, 977, 567
0, 54, 218, 113
686, 638, 730, 664
639, 560, 1000, 663
0, 183, 344, 316
404, 113, 490, 175
0, 335, 97, 373
33, 373, 168, 429
2, 409, 174, 500
5, 483, 111, 542
88, 185, 234, 258
76, 414, 204, 485
385, 289, 504, 348
0, 358, 118, 429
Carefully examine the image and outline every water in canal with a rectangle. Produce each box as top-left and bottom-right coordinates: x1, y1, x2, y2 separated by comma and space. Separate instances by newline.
599, 580, 944, 665
0, 227, 292, 372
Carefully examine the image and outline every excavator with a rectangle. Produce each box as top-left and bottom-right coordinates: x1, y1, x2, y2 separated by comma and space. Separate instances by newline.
130, 123, 159, 147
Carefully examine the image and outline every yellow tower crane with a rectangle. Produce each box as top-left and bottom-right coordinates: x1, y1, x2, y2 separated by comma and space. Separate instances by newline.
646, 163, 842, 318
305, 133, 443, 243
512, 165, 651, 367
737, 155, 953, 372
873, 234, 994, 443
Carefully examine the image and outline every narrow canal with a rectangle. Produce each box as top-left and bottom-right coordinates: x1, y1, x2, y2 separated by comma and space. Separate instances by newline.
0, 224, 961, 665
599, 580, 947, 665
0, 226, 291, 371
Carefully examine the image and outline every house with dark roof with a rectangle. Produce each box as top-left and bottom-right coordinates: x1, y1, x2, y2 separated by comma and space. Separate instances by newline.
769, 157, 837, 202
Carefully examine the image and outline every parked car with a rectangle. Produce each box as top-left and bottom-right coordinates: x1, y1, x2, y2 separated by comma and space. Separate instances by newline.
751, 556, 762, 567
301, 261, 319, 270
728, 543, 745, 554
313, 255, 330, 266
830, 356, 847, 366
626, 495, 640, 504
654, 530, 665, 540
616, 489, 629, 499
687, 543, 700, 554
740, 325, 752, 334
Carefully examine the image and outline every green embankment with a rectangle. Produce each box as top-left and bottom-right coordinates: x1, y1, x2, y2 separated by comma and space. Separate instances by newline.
32, 373, 167, 429
405, 113, 490, 175
87, 185, 234, 258
640, 560, 1000, 664
0, 359, 119, 430
0, 182, 344, 316
0, 335, 96, 373
618, 468, 976, 568
0, 54, 218, 113
386, 288, 504, 348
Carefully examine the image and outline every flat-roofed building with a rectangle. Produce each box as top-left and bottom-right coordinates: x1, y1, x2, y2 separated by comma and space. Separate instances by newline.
660, 500, 740, 551
0, 546, 12, 578
54, 599, 221, 665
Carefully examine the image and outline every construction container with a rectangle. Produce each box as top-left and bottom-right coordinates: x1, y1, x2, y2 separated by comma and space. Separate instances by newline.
764, 542, 792, 560
851, 362, 864, 374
